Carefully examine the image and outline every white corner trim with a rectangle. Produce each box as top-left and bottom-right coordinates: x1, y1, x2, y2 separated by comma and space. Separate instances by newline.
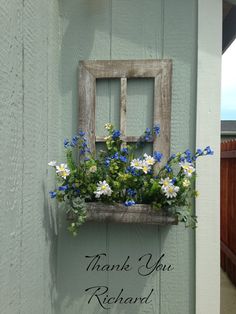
196, 1, 222, 314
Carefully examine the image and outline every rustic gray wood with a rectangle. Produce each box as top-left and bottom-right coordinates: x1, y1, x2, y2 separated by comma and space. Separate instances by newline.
78, 59, 172, 155
78, 62, 96, 153
68, 203, 177, 225
120, 77, 127, 138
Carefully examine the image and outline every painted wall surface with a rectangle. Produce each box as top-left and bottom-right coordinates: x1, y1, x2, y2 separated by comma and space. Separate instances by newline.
0, 1, 61, 313
56, 1, 197, 314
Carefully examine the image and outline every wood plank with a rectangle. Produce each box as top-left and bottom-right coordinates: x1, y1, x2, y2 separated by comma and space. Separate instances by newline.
221, 150, 236, 158
160, 0, 197, 313
0, 1, 23, 313
56, 1, 112, 313
21, 1, 55, 313
81, 59, 172, 78
196, 0, 222, 313
78, 63, 96, 153
221, 241, 236, 267
108, 1, 164, 313
120, 77, 127, 137
68, 203, 177, 225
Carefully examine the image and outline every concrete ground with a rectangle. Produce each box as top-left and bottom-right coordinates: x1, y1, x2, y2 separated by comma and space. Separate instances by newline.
221, 269, 236, 313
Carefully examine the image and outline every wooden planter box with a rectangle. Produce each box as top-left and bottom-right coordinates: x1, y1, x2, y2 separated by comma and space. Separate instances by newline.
68, 203, 178, 225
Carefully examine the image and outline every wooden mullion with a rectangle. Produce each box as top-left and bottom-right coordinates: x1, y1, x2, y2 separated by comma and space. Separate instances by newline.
120, 77, 127, 139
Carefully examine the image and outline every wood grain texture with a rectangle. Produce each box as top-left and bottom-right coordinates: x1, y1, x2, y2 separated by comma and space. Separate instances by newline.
0, 1, 23, 313
57, 1, 111, 313
79, 59, 172, 156
67, 203, 177, 225
108, 1, 164, 314
0, 0, 61, 313
81, 59, 171, 78
159, 1, 197, 314
57, 0, 197, 314
220, 143, 236, 285
120, 77, 127, 137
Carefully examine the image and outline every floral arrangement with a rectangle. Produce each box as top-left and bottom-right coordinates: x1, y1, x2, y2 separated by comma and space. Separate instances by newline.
48, 123, 213, 235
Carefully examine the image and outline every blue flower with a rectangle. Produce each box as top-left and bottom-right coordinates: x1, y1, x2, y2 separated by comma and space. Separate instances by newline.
121, 147, 128, 154
49, 191, 57, 198
119, 155, 127, 163
154, 151, 163, 162
185, 149, 192, 157
64, 139, 70, 148
126, 166, 139, 176
105, 158, 111, 167
70, 137, 78, 147
171, 178, 177, 184
58, 185, 68, 191
112, 130, 121, 140
124, 200, 135, 207
153, 124, 160, 135
196, 148, 203, 156
127, 188, 136, 197
165, 165, 172, 173
79, 131, 85, 137
186, 156, 192, 163
82, 141, 88, 148
204, 146, 214, 155
111, 152, 119, 160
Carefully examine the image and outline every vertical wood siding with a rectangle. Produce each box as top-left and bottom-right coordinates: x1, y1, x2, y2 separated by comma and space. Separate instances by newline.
0, 1, 61, 313
57, 1, 197, 314
221, 140, 236, 286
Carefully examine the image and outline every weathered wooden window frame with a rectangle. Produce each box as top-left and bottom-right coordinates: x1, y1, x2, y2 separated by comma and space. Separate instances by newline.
78, 59, 172, 158
77, 59, 175, 225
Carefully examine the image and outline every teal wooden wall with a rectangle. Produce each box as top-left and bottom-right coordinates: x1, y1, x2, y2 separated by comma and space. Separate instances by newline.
56, 1, 197, 314
0, 0, 197, 313
0, 1, 60, 313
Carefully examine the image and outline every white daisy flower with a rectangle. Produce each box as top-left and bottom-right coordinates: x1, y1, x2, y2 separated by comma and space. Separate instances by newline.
94, 180, 112, 198
180, 161, 195, 177
159, 177, 173, 191
48, 160, 57, 167
141, 161, 151, 174
130, 158, 143, 170
164, 185, 179, 199
105, 123, 112, 130
143, 153, 155, 166
182, 178, 191, 187
56, 163, 70, 179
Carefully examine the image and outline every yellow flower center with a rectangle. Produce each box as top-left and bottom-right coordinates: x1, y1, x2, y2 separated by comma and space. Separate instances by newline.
101, 185, 107, 190
61, 170, 68, 177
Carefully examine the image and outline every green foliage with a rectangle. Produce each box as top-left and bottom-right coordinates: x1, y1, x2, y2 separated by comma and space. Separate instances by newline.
48, 124, 213, 235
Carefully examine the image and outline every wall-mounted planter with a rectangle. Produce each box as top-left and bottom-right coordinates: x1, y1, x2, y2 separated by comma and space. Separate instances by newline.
68, 203, 177, 225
